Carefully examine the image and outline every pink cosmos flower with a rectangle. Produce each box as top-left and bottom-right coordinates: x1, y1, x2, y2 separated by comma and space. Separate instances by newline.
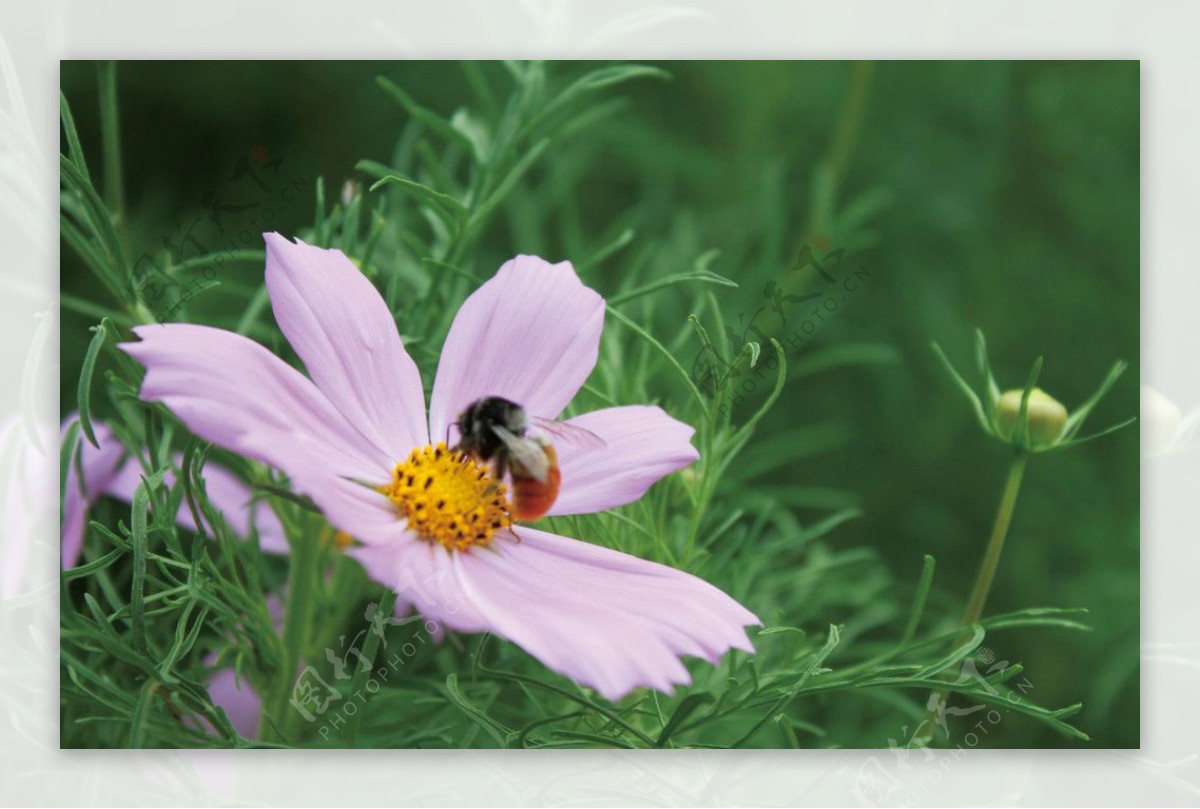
121, 233, 759, 701
60, 414, 282, 735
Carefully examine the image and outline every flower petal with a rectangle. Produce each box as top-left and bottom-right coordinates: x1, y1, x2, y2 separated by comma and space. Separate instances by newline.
60, 417, 125, 570
264, 233, 428, 456
428, 256, 605, 442
348, 536, 491, 633
120, 323, 402, 544
447, 528, 759, 701
121, 323, 384, 477
549, 405, 699, 516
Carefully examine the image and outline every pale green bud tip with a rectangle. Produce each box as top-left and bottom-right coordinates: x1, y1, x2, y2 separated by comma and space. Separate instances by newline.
996, 387, 1068, 447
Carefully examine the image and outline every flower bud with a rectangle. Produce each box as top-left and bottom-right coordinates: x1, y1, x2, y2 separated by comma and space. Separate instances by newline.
996, 387, 1067, 448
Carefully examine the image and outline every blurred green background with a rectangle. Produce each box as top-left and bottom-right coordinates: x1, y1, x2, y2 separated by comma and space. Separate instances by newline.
60, 60, 1139, 747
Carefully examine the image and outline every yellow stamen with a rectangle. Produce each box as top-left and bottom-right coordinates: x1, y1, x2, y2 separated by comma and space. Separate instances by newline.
380, 442, 512, 551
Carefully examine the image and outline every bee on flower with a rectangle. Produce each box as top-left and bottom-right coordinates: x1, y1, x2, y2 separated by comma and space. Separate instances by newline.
121, 234, 760, 701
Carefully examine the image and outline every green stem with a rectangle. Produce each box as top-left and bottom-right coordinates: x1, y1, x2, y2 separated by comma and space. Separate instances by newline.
920, 451, 1027, 743
97, 61, 124, 221
261, 515, 322, 744
963, 452, 1027, 627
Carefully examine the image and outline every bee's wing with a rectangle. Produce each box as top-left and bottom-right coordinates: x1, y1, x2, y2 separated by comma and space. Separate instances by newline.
491, 425, 552, 482
529, 416, 608, 453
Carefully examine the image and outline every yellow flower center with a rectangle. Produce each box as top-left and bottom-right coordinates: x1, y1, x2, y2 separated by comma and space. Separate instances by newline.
380, 442, 512, 551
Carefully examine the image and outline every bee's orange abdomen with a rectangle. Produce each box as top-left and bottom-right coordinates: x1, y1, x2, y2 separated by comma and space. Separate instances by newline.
512, 463, 561, 522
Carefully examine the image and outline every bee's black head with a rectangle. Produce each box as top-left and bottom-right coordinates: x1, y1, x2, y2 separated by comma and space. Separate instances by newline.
454, 396, 528, 459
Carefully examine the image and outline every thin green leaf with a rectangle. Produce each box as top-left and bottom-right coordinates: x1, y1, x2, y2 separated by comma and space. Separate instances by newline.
656, 693, 715, 747
60, 291, 132, 327
776, 714, 801, 748
1012, 356, 1044, 449
59, 215, 117, 297
915, 624, 985, 679
756, 507, 860, 555
376, 76, 477, 159
450, 108, 491, 163
577, 227, 636, 274
1049, 416, 1137, 452
466, 137, 549, 237
460, 60, 499, 117
169, 249, 263, 275
607, 305, 707, 409
514, 710, 586, 748
422, 257, 484, 286
442, 674, 511, 747
80, 593, 155, 673
129, 679, 158, 748
727, 339, 787, 452
354, 159, 394, 182
525, 64, 669, 137
235, 286, 271, 335
62, 547, 125, 580
366, 171, 467, 229
931, 341, 991, 433
475, 648, 655, 747
58, 418, 81, 523
77, 318, 112, 448
757, 626, 808, 638
974, 329, 1000, 424
1062, 359, 1129, 439
130, 477, 151, 656
981, 606, 1092, 633
159, 601, 209, 681
731, 624, 841, 748
59, 91, 90, 182
901, 554, 936, 646
60, 153, 129, 291
548, 730, 637, 749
